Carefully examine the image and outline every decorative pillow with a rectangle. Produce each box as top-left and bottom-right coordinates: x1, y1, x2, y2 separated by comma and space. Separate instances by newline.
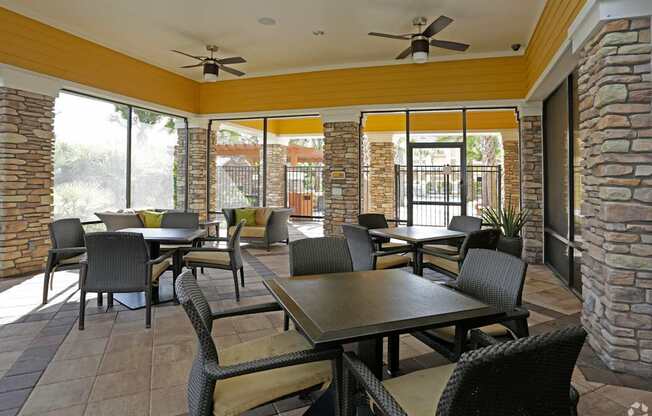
235, 208, 257, 226
141, 211, 164, 228
255, 208, 273, 226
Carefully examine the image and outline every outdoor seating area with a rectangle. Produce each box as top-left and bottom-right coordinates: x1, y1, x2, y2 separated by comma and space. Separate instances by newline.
1, 1, 652, 415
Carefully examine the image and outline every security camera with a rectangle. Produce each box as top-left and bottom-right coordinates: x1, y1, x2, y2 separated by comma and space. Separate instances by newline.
511, 43, 522, 51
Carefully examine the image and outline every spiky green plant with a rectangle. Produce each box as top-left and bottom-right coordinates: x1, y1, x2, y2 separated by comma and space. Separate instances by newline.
482, 204, 530, 238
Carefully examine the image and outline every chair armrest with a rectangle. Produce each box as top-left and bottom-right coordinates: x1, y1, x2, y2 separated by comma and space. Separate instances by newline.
343, 352, 408, 416
373, 247, 411, 257
211, 302, 282, 320
185, 246, 233, 254
48, 247, 86, 255
205, 347, 341, 381
147, 249, 175, 265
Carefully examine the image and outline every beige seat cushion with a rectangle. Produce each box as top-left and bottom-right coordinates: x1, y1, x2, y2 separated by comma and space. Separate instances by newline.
184, 251, 231, 266
58, 254, 85, 265
228, 225, 266, 239
382, 242, 411, 249
152, 259, 171, 282
213, 330, 331, 416
422, 244, 459, 255
160, 244, 193, 250
377, 364, 456, 416
255, 208, 273, 226
430, 324, 510, 343
376, 254, 411, 270
422, 254, 459, 275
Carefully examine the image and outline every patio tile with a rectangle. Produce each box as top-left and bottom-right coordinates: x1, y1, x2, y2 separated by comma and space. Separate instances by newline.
40, 355, 102, 384
150, 385, 188, 416
0, 388, 31, 412
98, 347, 151, 375
83, 391, 149, 416
0, 351, 21, 371
152, 341, 195, 365
20, 377, 93, 415
89, 368, 151, 402
150, 358, 193, 389
106, 332, 153, 353
54, 337, 108, 361
0, 372, 42, 393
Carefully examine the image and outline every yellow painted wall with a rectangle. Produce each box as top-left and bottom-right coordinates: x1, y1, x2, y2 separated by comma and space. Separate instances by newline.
525, 0, 586, 91
0, 7, 198, 112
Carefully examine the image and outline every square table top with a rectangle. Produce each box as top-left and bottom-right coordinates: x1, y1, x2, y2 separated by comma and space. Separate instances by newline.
264, 269, 500, 346
369, 226, 466, 244
118, 227, 206, 243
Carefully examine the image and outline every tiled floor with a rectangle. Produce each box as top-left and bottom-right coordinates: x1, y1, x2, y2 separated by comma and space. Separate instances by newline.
0, 220, 650, 416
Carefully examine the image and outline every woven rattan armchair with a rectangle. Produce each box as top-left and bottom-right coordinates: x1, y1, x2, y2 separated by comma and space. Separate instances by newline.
421, 215, 483, 258
183, 220, 246, 301
343, 326, 586, 416
411, 248, 529, 362
342, 224, 411, 271
78, 232, 174, 329
175, 271, 343, 416
43, 218, 87, 305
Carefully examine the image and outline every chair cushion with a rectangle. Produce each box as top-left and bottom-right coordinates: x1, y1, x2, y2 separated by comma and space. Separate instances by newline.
213, 330, 331, 416
228, 226, 266, 238
422, 244, 459, 255
235, 208, 257, 226
255, 208, 273, 226
184, 251, 231, 266
58, 254, 85, 265
382, 242, 410, 249
422, 254, 459, 275
376, 254, 410, 270
160, 244, 193, 250
152, 259, 171, 282
141, 211, 164, 228
429, 324, 511, 343
378, 364, 456, 416
95, 212, 143, 231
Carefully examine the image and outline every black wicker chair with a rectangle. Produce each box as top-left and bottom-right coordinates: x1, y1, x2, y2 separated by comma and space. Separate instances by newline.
161, 212, 200, 228
43, 218, 87, 304
183, 220, 246, 301
412, 248, 529, 362
343, 326, 586, 416
78, 232, 174, 329
422, 215, 483, 256
175, 271, 343, 416
420, 228, 500, 277
342, 224, 411, 271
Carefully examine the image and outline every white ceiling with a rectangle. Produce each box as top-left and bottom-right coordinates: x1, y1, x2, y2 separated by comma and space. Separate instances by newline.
1, 0, 545, 81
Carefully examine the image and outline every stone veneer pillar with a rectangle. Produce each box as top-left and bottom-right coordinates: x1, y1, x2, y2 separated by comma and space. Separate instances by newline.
0, 87, 56, 278
579, 17, 652, 377
175, 121, 216, 221
266, 137, 288, 207
519, 112, 544, 264
366, 133, 395, 219
322, 111, 360, 237
500, 129, 521, 208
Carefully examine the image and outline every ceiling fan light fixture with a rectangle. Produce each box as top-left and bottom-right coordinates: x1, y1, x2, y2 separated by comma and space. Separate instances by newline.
411, 37, 429, 63
203, 62, 219, 82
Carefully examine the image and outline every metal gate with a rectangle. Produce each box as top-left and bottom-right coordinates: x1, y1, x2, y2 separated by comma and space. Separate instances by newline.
215, 165, 261, 208
285, 166, 324, 218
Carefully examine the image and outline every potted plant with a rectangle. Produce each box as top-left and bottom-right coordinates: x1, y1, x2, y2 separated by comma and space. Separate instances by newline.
481, 203, 530, 258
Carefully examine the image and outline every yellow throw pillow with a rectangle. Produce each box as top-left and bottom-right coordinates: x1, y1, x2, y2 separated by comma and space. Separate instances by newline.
141, 211, 164, 228
235, 208, 256, 226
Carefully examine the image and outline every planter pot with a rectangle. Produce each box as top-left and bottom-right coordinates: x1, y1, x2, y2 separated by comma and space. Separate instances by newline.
497, 236, 523, 258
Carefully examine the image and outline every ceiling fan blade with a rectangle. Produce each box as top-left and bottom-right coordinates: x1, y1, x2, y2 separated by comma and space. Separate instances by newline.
219, 65, 245, 77
396, 45, 412, 59
216, 57, 246, 65
180, 63, 203, 68
369, 32, 410, 40
422, 15, 453, 38
171, 49, 206, 61
430, 39, 470, 52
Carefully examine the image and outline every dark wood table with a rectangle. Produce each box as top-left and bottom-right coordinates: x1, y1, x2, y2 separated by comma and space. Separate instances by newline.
115, 227, 207, 309
264, 269, 502, 415
370, 226, 466, 275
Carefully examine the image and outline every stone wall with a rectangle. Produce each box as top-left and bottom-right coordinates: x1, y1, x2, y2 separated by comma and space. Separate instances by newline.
579, 17, 652, 377
175, 127, 216, 221
266, 144, 288, 207
520, 116, 544, 263
0, 87, 55, 278
502, 135, 521, 208
367, 141, 395, 219
323, 121, 360, 236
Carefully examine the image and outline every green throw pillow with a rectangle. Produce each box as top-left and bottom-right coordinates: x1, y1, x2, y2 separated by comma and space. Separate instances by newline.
141, 211, 164, 228
235, 208, 256, 226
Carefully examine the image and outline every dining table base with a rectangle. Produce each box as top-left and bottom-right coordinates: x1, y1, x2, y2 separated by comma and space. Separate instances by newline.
113, 277, 176, 310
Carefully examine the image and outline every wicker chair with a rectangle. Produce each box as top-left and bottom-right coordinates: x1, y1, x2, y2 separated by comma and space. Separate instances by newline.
420, 228, 500, 277
343, 326, 586, 416
422, 215, 483, 256
175, 271, 343, 416
412, 249, 529, 362
79, 232, 174, 329
161, 212, 200, 228
183, 220, 246, 301
342, 224, 411, 271
223, 208, 291, 250
43, 218, 87, 304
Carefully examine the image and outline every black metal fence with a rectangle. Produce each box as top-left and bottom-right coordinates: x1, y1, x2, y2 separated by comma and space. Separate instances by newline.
215, 165, 261, 208
285, 165, 325, 218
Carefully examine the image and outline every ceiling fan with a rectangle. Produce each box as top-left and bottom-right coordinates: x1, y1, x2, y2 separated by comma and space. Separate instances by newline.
172, 45, 246, 81
369, 16, 470, 63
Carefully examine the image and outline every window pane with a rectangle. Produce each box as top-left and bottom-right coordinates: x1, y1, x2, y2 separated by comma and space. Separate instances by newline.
131, 108, 184, 210
53, 92, 127, 221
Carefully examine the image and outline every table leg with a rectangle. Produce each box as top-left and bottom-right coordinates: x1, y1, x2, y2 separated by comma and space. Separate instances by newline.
355, 338, 384, 379
387, 335, 400, 376
413, 243, 424, 276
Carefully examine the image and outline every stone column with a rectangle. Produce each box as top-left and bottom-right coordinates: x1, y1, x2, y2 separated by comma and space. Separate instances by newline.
266, 134, 288, 207
366, 133, 395, 219
0, 81, 58, 278
500, 129, 521, 208
519, 107, 544, 264
579, 17, 652, 377
321, 110, 361, 237
174, 119, 215, 221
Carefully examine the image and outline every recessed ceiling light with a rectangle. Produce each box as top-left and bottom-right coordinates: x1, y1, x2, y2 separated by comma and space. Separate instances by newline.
312, 30, 325, 36
258, 17, 276, 26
